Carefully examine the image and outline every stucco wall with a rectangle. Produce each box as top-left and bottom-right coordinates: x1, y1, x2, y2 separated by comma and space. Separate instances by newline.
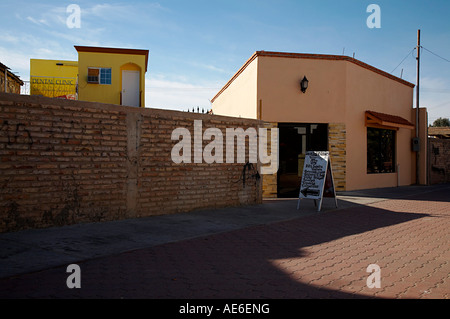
257, 56, 347, 124
344, 62, 415, 190
212, 57, 258, 120
211, 52, 421, 193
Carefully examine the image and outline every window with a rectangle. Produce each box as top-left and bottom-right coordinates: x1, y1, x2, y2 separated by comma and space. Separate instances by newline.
367, 127, 396, 174
87, 67, 111, 85
100, 68, 111, 84
87, 68, 99, 83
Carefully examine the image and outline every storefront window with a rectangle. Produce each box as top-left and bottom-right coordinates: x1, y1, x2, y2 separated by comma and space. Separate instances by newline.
367, 127, 396, 174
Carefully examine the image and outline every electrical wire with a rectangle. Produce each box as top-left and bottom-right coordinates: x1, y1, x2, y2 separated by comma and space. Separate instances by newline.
422, 46, 450, 63
391, 48, 416, 74
390, 45, 449, 74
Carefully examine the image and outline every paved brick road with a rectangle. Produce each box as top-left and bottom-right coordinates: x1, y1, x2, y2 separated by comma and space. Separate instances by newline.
0, 187, 448, 299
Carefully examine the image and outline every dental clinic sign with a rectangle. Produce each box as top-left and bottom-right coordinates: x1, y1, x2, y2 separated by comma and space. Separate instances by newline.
30, 76, 77, 99
171, 120, 279, 175
31, 77, 75, 86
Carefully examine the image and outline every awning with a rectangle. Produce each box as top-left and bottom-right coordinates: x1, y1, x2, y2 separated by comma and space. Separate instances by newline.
365, 111, 415, 130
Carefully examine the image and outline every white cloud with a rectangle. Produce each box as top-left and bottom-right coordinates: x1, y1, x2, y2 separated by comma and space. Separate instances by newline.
45, 29, 103, 47
145, 76, 219, 111
0, 32, 20, 43
190, 62, 228, 74
21, 4, 67, 29
81, 3, 132, 19
26, 16, 50, 26
81, 2, 168, 22
0, 47, 31, 80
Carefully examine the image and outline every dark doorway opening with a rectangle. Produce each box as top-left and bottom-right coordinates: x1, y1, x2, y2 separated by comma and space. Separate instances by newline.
277, 123, 328, 198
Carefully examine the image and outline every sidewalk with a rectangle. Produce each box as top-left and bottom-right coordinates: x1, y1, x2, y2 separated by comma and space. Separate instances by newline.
0, 184, 449, 299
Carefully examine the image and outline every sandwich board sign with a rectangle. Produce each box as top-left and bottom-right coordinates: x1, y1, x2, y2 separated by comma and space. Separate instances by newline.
297, 151, 338, 212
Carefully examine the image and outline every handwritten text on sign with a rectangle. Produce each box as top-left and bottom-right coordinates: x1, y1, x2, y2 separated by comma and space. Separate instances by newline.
299, 151, 329, 199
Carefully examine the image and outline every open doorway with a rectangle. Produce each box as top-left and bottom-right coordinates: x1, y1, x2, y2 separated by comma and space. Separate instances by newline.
277, 123, 328, 198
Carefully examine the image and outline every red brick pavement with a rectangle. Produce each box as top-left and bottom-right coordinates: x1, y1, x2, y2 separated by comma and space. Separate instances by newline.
0, 188, 448, 299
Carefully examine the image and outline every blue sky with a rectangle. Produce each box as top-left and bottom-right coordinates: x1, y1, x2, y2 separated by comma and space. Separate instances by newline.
1, 0, 449, 124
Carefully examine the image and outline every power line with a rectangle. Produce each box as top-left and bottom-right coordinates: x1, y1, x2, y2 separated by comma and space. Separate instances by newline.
422, 46, 450, 63
391, 48, 416, 74
390, 46, 450, 75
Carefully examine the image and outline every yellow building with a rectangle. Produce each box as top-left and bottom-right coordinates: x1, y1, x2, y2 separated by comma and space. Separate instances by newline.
75, 46, 149, 107
30, 59, 78, 99
30, 46, 149, 107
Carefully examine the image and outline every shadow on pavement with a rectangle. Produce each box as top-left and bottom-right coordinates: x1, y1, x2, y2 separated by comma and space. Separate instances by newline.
337, 183, 450, 203
0, 202, 429, 299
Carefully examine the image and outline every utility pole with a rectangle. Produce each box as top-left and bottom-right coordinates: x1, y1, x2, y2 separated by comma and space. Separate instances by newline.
415, 29, 421, 185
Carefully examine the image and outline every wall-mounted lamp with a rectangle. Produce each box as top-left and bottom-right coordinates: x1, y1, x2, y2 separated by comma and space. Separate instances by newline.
300, 76, 309, 93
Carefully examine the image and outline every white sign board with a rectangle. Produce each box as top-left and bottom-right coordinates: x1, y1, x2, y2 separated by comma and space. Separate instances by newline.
297, 151, 337, 212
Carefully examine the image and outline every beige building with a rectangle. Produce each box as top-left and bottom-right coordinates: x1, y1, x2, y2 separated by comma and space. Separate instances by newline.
212, 51, 428, 197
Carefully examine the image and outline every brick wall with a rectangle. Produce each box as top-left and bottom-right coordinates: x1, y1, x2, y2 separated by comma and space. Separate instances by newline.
0, 93, 262, 233
328, 123, 346, 191
261, 122, 278, 198
428, 138, 450, 185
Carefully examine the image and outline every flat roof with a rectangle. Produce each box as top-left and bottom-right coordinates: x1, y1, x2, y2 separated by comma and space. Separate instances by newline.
74, 46, 149, 72
211, 51, 415, 102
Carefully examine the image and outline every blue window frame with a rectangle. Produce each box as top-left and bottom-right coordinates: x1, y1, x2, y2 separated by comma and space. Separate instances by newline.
99, 68, 111, 85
